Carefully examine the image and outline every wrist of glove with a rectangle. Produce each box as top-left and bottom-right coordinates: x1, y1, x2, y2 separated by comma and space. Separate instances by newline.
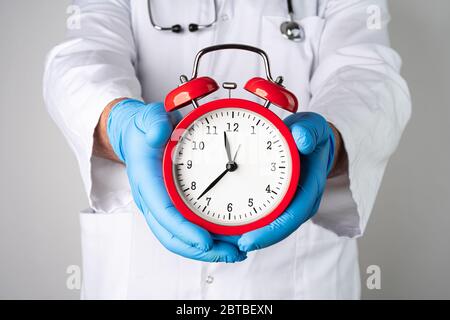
107, 99, 173, 163
106, 99, 247, 263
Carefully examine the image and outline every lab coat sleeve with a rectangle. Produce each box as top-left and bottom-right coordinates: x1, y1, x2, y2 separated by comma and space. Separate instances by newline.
43, 0, 141, 208
309, 0, 411, 237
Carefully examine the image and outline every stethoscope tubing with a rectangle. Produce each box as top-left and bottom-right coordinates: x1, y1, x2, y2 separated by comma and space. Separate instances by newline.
147, 0, 309, 41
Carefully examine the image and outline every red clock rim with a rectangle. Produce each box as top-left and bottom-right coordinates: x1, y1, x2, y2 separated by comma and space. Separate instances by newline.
163, 98, 300, 235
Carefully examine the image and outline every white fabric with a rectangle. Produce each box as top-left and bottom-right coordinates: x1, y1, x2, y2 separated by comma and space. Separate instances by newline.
43, 0, 411, 299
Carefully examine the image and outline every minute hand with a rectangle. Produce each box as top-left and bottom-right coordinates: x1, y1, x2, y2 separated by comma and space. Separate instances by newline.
197, 168, 230, 200
224, 131, 233, 163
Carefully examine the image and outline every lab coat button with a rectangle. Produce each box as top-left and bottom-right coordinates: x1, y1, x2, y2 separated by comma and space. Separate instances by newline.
206, 275, 214, 284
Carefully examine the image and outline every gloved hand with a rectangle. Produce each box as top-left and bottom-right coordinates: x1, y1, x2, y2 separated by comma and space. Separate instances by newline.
237, 112, 336, 252
107, 99, 246, 263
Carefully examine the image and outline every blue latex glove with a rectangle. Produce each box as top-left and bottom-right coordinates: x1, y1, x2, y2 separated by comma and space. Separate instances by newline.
237, 112, 336, 252
107, 99, 246, 263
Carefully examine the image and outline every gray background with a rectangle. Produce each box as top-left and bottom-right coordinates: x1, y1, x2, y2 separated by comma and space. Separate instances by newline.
0, 0, 449, 299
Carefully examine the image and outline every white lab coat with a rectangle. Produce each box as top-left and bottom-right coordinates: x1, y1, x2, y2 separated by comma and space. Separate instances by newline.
43, 0, 411, 299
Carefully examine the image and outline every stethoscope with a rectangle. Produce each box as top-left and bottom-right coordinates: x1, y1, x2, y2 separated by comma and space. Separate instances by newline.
148, 0, 306, 42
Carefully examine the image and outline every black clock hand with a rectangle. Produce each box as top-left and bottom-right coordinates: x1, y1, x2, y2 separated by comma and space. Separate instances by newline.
224, 131, 233, 163
197, 167, 230, 200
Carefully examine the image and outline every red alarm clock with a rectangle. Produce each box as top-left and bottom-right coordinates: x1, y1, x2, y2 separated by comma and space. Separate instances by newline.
163, 44, 300, 235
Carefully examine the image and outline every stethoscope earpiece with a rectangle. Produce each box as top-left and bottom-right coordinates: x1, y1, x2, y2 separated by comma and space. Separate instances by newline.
189, 24, 199, 32
171, 24, 183, 33
169, 23, 201, 33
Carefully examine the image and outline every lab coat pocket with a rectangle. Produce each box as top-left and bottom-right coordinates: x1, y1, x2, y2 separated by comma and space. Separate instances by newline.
79, 209, 134, 300
261, 15, 325, 113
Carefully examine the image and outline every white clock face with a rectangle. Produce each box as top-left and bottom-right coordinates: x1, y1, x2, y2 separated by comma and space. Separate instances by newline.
172, 107, 293, 226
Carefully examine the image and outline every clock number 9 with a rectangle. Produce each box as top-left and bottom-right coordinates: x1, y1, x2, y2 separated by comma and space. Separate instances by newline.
187, 160, 193, 169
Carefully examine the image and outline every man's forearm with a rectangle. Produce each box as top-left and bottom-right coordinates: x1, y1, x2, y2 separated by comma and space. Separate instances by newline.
93, 98, 127, 163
